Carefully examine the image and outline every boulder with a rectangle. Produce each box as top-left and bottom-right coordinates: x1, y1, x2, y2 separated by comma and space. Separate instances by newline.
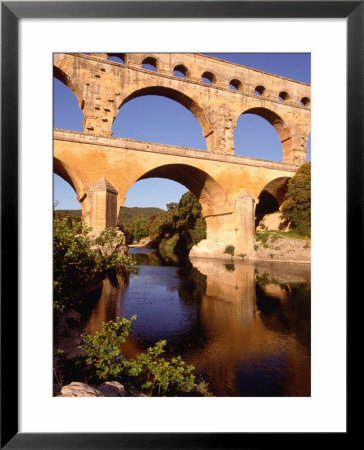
97, 381, 127, 397
60, 382, 104, 397
257, 212, 289, 232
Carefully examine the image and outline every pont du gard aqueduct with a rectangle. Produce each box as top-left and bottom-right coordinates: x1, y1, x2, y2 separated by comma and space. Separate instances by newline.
54, 53, 311, 258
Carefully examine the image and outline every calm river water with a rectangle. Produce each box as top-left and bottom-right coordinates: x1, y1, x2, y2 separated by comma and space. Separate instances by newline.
83, 248, 311, 397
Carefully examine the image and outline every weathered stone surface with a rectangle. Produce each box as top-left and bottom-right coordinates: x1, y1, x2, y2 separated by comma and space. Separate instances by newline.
189, 239, 230, 259
54, 52, 310, 163
253, 236, 310, 263
60, 382, 104, 397
257, 211, 289, 232
97, 381, 127, 397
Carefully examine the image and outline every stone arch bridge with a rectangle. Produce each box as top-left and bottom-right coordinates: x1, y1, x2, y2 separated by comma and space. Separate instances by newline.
54, 53, 311, 256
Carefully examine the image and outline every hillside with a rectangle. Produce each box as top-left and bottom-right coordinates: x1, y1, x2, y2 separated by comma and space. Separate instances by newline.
117, 206, 163, 230
55, 209, 81, 218
55, 206, 164, 228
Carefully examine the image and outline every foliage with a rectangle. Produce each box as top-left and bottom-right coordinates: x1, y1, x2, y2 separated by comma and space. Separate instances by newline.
53, 214, 100, 313
141, 192, 207, 263
53, 214, 134, 314
80, 316, 136, 380
79, 317, 199, 396
117, 206, 164, 244
175, 192, 207, 247
132, 217, 149, 243
158, 234, 180, 264
224, 245, 235, 256
282, 162, 311, 237
255, 230, 309, 249
123, 340, 197, 396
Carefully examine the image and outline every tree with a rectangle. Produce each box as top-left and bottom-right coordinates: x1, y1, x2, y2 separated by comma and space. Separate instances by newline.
53, 214, 134, 313
282, 162, 311, 237
175, 192, 206, 248
133, 217, 148, 242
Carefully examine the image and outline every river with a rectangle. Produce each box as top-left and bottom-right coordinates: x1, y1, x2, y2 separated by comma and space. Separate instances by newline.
82, 248, 311, 397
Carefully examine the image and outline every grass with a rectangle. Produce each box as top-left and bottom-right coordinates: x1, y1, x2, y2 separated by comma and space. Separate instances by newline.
256, 229, 310, 244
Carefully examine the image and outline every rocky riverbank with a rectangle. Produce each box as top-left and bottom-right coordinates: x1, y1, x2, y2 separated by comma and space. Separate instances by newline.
190, 233, 310, 264
56, 381, 146, 397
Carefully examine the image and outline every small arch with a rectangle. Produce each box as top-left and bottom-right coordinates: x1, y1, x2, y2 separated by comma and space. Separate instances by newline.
229, 79, 242, 91
278, 91, 289, 102
201, 71, 216, 85
108, 53, 126, 64
300, 97, 311, 107
173, 64, 188, 78
137, 164, 230, 218
142, 56, 158, 72
255, 85, 266, 96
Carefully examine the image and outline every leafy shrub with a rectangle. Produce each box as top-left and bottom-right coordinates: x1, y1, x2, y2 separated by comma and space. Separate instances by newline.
79, 317, 199, 396
80, 316, 136, 380
282, 162, 311, 237
224, 245, 235, 256
53, 214, 134, 313
123, 340, 197, 396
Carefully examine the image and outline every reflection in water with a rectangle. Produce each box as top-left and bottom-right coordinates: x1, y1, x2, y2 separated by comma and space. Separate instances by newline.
83, 249, 311, 396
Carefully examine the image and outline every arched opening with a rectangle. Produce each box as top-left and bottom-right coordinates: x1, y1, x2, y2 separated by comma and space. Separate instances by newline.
255, 85, 266, 96
229, 79, 242, 91
113, 87, 211, 150
53, 77, 84, 131
255, 177, 290, 228
300, 97, 311, 107
234, 108, 289, 161
142, 56, 158, 72
173, 64, 188, 78
136, 164, 230, 218
53, 65, 83, 110
53, 174, 80, 211
53, 155, 84, 214
278, 91, 289, 102
121, 173, 214, 263
107, 53, 126, 64
201, 71, 215, 85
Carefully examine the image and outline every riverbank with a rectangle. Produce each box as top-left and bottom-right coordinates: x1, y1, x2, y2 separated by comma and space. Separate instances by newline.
189, 233, 310, 264
130, 233, 310, 264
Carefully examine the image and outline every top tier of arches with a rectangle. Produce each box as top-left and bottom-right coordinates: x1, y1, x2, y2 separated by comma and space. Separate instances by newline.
53, 52, 311, 165
99, 52, 311, 109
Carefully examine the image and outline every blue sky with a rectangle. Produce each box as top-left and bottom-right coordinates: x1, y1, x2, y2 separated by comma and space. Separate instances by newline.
54, 53, 311, 210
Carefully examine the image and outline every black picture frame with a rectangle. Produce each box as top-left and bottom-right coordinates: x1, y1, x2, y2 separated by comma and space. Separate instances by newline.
1, 1, 358, 448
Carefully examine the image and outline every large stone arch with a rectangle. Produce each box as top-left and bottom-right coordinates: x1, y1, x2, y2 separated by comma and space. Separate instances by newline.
235, 106, 292, 162
53, 66, 84, 110
53, 157, 86, 203
136, 163, 231, 218
116, 86, 214, 150
255, 176, 291, 227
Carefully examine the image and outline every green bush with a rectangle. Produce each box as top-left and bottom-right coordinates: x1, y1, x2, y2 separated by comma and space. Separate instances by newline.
79, 317, 200, 396
123, 340, 196, 396
80, 316, 136, 380
224, 245, 235, 256
53, 214, 134, 314
282, 162, 311, 237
